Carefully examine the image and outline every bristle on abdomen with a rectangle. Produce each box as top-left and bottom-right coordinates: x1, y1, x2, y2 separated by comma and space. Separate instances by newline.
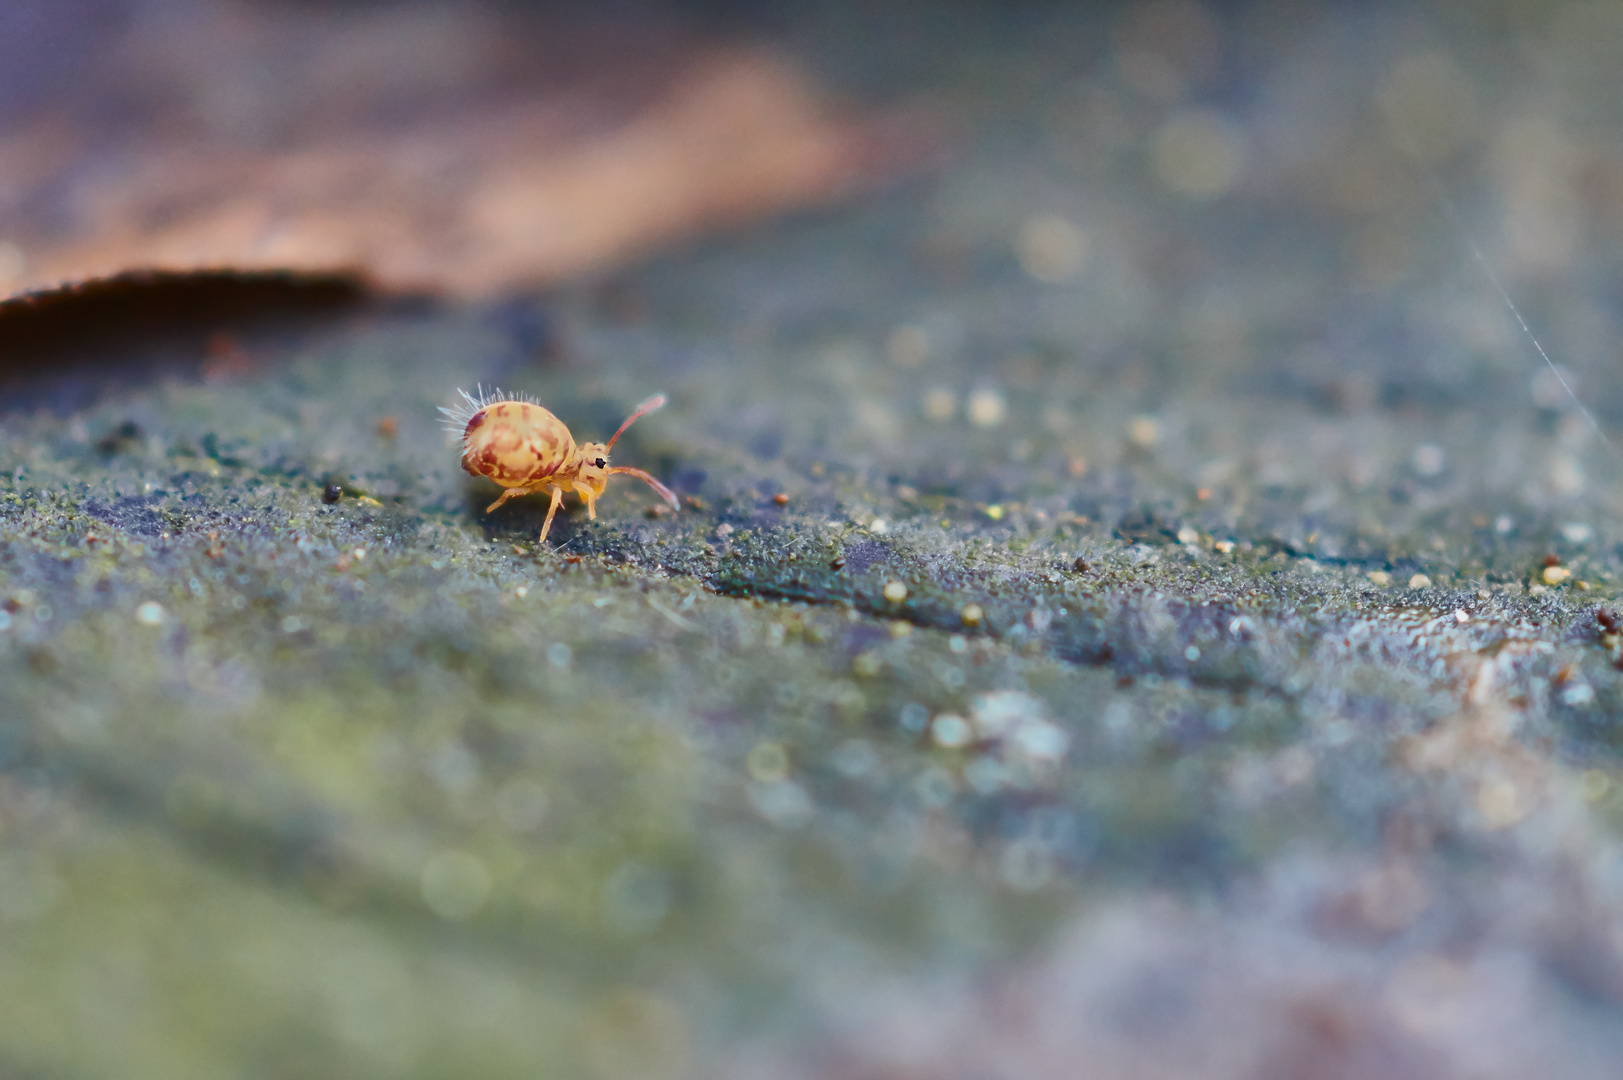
437, 386, 538, 449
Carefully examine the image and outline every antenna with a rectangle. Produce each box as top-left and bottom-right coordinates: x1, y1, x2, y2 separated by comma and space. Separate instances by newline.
606, 394, 668, 452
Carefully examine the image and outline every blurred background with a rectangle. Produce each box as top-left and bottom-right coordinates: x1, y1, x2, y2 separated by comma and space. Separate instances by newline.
8, 0, 1623, 424
6, 2, 1623, 1079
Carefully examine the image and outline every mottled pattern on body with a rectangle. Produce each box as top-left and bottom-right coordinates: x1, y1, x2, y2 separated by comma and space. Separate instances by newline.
440, 387, 679, 542
460, 401, 573, 489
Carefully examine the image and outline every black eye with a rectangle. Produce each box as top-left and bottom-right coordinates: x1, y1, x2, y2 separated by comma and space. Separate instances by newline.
594, 458, 606, 468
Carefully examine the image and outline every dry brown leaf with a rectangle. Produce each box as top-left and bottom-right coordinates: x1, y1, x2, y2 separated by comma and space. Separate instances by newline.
0, 3, 921, 302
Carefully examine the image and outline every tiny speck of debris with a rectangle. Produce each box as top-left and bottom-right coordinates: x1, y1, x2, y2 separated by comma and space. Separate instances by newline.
646, 504, 669, 518
685, 495, 708, 510
376, 416, 399, 438
97, 419, 145, 453
747, 742, 790, 783
1128, 415, 1159, 448
515, 586, 528, 598
1409, 573, 1432, 588
1213, 540, 1234, 555
1454, 609, 1469, 623
1543, 553, 1562, 568
1072, 556, 1090, 573
512, 545, 525, 555
960, 603, 984, 627
830, 556, 847, 570
1411, 444, 1445, 477
1564, 683, 1595, 707
931, 713, 973, 748
1015, 214, 1088, 283
135, 602, 165, 626
923, 386, 957, 422
1562, 522, 1592, 544
889, 621, 911, 638
321, 483, 343, 504
967, 386, 1007, 428
772, 492, 789, 505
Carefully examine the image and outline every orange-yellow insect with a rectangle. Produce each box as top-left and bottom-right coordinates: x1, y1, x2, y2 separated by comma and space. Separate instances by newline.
441, 387, 679, 543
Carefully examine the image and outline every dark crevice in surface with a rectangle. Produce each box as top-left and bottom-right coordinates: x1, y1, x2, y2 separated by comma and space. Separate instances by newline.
0, 270, 381, 410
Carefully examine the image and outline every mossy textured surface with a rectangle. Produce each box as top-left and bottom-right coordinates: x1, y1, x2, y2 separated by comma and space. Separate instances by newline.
8, 3, 1623, 1077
